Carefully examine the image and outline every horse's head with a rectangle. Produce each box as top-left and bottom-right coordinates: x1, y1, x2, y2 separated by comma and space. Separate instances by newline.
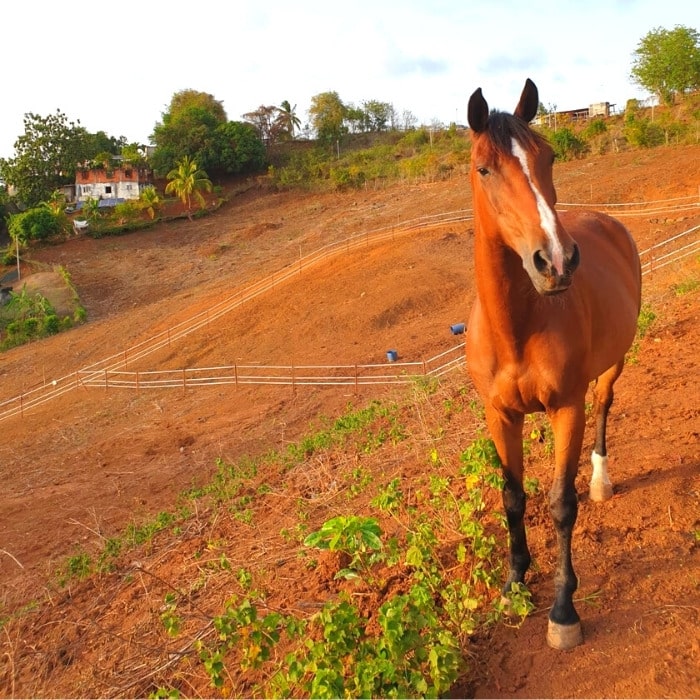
467, 78, 580, 295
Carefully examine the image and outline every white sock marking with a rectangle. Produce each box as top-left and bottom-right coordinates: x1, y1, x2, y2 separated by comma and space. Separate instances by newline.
591, 450, 611, 486
511, 138, 565, 274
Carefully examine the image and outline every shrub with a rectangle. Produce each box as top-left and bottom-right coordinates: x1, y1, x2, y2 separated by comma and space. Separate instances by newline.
43, 314, 60, 335
582, 118, 607, 139
8, 206, 64, 244
549, 127, 587, 160
113, 200, 142, 224
398, 128, 430, 149
624, 117, 664, 148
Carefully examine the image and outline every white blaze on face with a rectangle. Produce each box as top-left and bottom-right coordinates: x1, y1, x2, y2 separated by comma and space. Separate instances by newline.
511, 137, 565, 275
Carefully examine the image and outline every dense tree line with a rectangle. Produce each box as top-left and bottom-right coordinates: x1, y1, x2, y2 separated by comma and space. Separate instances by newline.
0, 24, 697, 211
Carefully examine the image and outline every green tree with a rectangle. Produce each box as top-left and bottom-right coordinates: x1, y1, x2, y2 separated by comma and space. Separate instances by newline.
309, 91, 348, 147
151, 90, 228, 177
170, 89, 227, 122
212, 121, 266, 174
120, 143, 148, 169
0, 110, 89, 207
363, 100, 394, 132
164, 155, 212, 220
83, 131, 127, 160
345, 104, 366, 133
631, 25, 700, 106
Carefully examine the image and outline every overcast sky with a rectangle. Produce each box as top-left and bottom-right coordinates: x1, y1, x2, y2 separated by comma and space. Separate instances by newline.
1, 0, 696, 158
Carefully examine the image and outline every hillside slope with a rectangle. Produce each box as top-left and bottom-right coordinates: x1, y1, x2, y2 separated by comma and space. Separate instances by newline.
0, 145, 698, 697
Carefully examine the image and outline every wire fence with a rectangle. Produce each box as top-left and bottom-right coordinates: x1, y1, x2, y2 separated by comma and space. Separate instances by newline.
76, 343, 466, 392
559, 192, 700, 219
1, 196, 698, 423
639, 224, 700, 275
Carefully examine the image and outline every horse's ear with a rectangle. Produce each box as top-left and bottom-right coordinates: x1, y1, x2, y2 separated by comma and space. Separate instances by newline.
468, 87, 489, 133
514, 78, 539, 123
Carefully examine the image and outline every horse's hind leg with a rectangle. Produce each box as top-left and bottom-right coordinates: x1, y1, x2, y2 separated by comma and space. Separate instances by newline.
589, 360, 624, 502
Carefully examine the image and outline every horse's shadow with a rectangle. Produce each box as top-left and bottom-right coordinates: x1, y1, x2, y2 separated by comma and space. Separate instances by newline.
579, 456, 699, 502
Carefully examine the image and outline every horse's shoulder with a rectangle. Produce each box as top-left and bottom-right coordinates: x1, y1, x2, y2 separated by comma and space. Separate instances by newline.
560, 208, 625, 231
561, 210, 638, 260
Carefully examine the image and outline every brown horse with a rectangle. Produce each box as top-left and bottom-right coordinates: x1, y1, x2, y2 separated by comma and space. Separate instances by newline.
465, 79, 641, 649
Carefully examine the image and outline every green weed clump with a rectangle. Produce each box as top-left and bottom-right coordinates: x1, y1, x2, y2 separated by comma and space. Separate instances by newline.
161, 431, 527, 698
0, 287, 68, 350
627, 302, 657, 364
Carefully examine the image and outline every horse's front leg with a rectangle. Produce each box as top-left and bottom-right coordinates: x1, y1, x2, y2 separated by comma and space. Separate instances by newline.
546, 402, 586, 650
485, 407, 530, 597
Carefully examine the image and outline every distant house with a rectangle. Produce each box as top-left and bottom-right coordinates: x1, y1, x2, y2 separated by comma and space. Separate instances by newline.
532, 101, 616, 128
75, 166, 151, 203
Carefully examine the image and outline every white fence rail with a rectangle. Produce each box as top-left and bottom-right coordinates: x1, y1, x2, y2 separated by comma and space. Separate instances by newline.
0, 198, 698, 423
639, 224, 700, 275
76, 343, 466, 392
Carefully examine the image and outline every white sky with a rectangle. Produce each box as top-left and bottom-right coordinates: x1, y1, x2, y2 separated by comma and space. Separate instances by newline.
1, 0, 696, 159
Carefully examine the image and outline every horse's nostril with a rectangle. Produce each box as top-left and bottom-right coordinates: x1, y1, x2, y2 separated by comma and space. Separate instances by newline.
533, 250, 550, 274
568, 243, 581, 273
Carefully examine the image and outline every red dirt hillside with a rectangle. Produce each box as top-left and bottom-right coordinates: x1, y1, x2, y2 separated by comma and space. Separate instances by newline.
0, 144, 698, 698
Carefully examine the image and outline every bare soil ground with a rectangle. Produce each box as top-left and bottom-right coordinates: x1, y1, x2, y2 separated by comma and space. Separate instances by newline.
0, 145, 699, 698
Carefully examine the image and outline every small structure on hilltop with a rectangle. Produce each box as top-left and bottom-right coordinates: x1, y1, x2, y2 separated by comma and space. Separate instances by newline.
75, 165, 151, 204
533, 101, 616, 127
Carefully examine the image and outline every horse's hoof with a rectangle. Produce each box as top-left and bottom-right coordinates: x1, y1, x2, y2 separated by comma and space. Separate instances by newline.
547, 620, 583, 650
589, 479, 613, 502
500, 595, 516, 616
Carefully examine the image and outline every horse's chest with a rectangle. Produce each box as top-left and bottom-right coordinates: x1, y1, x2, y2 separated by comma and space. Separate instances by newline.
489, 365, 552, 414
467, 325, 574, 414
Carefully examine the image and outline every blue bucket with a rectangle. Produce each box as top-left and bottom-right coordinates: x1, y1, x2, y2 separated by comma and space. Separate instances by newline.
386, 350, 398, 362
450, 323, 466, 335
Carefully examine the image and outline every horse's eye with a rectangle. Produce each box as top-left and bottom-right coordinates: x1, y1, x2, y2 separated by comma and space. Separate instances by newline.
477, 167, 490, 176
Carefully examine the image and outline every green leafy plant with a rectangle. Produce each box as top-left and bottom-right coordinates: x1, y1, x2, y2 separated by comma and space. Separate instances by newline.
304, 515, 383, 580
160, 593, 182, 637
57, 552, 93, 586
460, 437, 504, 490
671, 278, 699, 296
139, 185, 162, 219
628, 302, 657, 364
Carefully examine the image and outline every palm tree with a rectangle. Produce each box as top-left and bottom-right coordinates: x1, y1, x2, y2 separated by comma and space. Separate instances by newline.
139, 185, 162, 220
83, 196, 101, 222
278, 100, 301, 139
164, 156, 212, 220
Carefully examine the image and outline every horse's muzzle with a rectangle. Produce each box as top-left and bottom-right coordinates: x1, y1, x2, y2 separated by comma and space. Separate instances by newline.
529, 243, 580, 295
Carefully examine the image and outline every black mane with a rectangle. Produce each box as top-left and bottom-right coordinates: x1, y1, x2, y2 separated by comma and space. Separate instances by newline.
486, 110, 548, 155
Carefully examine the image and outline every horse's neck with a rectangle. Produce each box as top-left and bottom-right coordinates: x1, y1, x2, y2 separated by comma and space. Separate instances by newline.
473, 226, 534, 357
